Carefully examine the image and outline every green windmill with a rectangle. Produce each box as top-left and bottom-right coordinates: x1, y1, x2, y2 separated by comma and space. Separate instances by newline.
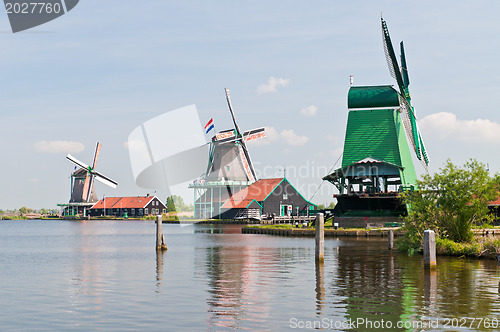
323, 17, 429, 227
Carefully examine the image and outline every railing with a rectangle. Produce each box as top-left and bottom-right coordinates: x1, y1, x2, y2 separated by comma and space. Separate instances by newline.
264, 215, 317, 224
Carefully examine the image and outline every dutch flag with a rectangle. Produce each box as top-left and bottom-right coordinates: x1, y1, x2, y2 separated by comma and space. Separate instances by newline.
205, 118, 215, 134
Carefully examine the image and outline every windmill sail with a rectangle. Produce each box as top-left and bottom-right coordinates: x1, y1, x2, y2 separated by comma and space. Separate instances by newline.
381, 17, 429, 169
225, 88, 242, 136
223, 88, 258, 181
66, 142, 117, 203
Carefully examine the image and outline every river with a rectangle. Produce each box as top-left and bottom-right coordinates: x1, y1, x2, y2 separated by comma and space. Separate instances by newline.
1, 220, 499, 331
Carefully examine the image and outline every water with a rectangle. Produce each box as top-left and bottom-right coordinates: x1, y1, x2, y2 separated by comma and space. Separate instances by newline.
1, 220, 500, 331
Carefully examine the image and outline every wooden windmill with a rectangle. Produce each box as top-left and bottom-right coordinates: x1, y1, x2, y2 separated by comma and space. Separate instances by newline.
205, 89, 266, 183
190, 89, 266, 219
66, 142, 118, 203
59, 142, 118, 217
323, 17, 429, 226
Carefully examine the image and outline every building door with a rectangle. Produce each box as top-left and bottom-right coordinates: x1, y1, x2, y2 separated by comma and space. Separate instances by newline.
280, 204, 292, 216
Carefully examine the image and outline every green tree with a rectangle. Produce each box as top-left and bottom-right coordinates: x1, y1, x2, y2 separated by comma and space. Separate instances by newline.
402, 159, 499, 250
166, 195, 186, 212
19, 206, 33, 214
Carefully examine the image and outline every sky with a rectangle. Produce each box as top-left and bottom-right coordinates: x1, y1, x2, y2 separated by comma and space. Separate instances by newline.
2, 1, 500, 210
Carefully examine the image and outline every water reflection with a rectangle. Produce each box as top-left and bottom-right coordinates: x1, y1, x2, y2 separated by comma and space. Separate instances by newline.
315, 261, 325, 316
3, 221, 500, 331
156, 249, 165, 292
423, 268, 437, 310
198, 232, 309, 330
334, 238, 407, 326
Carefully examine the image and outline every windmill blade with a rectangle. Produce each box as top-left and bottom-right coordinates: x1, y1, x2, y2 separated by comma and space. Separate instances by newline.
85, 174, 96, 202
400, 41, 410, 90
243, 127, 266, 142
81, 173, 92, 201
214, 130, 236, 143
94, 171, 118, 188
224, 88, 243, 136
237, 143, 256, 182
381, 17, 406, 95
92, 142, 102, 169
400, 96, 421, 156
66, 154, 91, 171
400, 97, 429, 168
416, 122, 430, 166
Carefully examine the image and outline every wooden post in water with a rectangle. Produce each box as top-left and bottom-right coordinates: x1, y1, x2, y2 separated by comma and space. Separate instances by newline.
156, 215, 168, 251
315, 213, 324, 262
388, 230, 394, 250
423, 230, 436, 268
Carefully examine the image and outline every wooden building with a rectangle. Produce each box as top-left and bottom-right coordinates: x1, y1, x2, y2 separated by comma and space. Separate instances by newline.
89, 195, 166, 218
219, 177, 316, 220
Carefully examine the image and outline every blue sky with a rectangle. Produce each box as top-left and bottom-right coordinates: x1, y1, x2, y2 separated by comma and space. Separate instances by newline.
2, 1, 500, 209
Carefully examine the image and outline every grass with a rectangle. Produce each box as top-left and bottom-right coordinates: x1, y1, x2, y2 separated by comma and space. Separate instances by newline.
396, 236, 500, 258
436, 237, 500, 258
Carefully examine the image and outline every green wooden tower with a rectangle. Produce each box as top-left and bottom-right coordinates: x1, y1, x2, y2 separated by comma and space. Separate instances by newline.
323, 18, 429, 226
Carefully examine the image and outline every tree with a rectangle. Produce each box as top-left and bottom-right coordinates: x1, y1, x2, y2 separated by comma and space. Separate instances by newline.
19, 206, 33, 214
402, 159, 499, 249
166, 195, 186, 212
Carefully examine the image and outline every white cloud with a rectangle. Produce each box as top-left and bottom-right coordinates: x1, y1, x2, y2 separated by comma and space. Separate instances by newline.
34, 140, 84, 154
256, 76, 290, 94
280, 129, 309, 146
419, 112, 500, 142
300, 105, 317, 116
246, 126, 278, 146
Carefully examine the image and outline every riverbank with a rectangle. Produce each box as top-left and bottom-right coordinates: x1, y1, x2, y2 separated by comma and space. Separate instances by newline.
243, 224, 500, 259
242, 225, 404, 237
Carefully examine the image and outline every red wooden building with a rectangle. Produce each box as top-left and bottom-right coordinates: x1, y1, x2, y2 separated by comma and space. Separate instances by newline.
89, 195, 166, 218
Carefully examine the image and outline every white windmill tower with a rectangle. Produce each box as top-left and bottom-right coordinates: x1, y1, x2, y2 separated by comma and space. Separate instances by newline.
190, 89, 266, 219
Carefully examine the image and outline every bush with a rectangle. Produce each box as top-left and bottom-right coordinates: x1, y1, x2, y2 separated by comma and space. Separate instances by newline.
435, 237, 499, 258
401, 159, 500, 253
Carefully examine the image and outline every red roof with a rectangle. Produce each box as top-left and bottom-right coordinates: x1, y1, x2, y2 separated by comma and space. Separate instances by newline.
221, 178, 283, 209
91, 196, 158, 209
489, 197, 500, 206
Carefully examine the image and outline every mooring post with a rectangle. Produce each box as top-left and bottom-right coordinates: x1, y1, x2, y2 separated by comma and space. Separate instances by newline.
388, 229, 394, 250
315, 213, 324, 262
156, 215, 167, 251
423, 230, 436, 268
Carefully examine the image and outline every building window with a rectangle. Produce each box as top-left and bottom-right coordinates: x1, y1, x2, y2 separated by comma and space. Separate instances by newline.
283, 193, 288, 199
145, 208, 149, 215
162, 209, 166, 214
131, 208, 135, 215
